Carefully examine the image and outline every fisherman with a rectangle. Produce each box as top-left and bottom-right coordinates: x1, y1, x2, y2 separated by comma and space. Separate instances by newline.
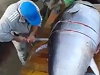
0, 0, 42, 65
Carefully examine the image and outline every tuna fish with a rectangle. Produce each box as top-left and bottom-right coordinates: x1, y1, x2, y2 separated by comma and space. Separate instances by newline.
48, 2, 100, 75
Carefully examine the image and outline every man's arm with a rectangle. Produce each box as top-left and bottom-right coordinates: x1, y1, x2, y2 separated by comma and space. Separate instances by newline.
13, 26, 39, 43
29, 26, 38, 36
13, 36, 27, 42
0, 32, 14, 42
27, 26, 39, 43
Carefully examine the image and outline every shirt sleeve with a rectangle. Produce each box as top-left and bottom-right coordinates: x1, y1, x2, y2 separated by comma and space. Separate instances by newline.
0, 32, 14, 42
0, 21, 14, 42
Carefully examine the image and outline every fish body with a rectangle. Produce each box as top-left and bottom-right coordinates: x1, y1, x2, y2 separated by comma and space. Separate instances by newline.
48, 2, 100, 75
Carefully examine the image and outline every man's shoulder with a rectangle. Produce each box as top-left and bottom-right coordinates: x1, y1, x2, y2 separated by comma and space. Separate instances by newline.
1, 2, 20, 21
7, 2, 18, 11
2, 2, 18, 18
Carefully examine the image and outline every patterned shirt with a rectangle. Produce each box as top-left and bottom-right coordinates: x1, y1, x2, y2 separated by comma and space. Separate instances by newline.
0, 0, 42, 42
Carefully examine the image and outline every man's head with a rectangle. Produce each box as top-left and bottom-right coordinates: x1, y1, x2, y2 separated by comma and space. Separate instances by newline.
19, 1, 42, 26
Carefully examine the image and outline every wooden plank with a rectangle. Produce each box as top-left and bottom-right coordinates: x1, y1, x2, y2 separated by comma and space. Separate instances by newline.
94, 51, 100, 71
94, 4, 100, 12
43, 10, 59, 29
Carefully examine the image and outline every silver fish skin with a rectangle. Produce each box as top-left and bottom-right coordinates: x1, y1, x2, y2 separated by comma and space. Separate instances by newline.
48, 2, 100, 75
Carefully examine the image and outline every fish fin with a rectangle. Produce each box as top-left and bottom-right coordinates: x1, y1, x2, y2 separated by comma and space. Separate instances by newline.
89, 58, 99, 75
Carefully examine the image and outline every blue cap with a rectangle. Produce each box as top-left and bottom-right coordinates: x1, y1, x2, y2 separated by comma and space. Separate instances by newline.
19, 2, 41, 26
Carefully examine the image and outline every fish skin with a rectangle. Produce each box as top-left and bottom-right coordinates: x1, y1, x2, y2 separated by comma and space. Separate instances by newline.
48, 2, 100, 75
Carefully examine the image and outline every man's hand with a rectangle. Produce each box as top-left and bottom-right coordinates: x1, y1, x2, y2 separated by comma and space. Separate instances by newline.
13, 36, 27, 42
27, 26, 38, 43
27, 35, 36, 43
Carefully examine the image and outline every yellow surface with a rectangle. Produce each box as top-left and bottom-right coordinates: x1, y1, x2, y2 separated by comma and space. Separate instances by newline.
20, 41, 49, 75
94, 51, 100, 70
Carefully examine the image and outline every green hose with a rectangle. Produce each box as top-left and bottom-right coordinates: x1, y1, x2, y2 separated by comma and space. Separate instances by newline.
63, 0, 75, 7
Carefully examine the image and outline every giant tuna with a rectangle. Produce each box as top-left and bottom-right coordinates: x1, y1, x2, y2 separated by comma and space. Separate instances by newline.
48, 1, 100, 75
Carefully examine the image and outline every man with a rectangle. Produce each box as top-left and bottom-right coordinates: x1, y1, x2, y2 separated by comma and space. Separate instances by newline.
0, 0, 42, 65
